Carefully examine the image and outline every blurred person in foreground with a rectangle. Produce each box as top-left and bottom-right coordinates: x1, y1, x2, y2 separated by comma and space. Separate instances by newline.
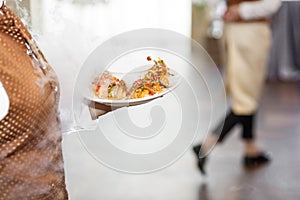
193, 0, 282, 175
0, 2, 68, 199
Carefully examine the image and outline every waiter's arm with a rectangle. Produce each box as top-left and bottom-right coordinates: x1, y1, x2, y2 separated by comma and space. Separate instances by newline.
239, 0, 282, 20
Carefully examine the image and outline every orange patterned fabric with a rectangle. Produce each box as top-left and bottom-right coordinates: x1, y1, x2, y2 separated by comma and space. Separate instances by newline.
0, 5, 68, 200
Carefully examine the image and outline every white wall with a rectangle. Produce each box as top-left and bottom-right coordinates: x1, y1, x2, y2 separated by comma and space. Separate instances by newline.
42, 0, 192, 41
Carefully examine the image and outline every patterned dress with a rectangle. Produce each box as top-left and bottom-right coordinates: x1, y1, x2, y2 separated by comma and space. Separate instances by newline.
0, 5, 68, 200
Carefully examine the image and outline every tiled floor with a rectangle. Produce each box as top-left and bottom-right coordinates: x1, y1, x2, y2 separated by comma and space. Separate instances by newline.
62, 81, 300, 200
196, 83, 300, 200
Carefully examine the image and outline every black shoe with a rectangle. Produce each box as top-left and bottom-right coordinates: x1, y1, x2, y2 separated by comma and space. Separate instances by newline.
193, 144, 207, 175
193, 145, 201, 158
197, 157, 207, 175
243, 152, 271, 169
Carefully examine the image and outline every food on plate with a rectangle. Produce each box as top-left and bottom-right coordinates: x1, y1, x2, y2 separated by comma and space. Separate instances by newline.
144, 57, 172, 88
128, 79, 163, 99
93, 71, 127, 100
107, 80, 127, 100
91, 57, 174, 100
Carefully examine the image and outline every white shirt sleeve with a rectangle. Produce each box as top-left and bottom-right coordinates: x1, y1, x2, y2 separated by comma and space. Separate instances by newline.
0, 82, 10, 121
239, 0, 282, 20
0, 0, 4, 8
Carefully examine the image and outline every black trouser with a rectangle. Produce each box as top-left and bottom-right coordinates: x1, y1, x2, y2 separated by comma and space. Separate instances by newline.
213, 110, 255, 143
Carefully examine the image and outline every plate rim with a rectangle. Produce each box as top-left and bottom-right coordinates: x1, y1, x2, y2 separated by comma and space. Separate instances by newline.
84, 68, 181, 106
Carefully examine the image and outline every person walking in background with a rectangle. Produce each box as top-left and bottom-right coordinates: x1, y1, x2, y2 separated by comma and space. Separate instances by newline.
0, 2, 68, 199
193, 0, 282, 175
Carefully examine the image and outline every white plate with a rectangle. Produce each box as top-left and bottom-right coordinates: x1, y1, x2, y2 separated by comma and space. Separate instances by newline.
84, 68, 181, 107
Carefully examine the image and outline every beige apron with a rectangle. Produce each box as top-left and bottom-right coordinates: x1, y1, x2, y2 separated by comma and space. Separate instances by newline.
224, 22, 271, 115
